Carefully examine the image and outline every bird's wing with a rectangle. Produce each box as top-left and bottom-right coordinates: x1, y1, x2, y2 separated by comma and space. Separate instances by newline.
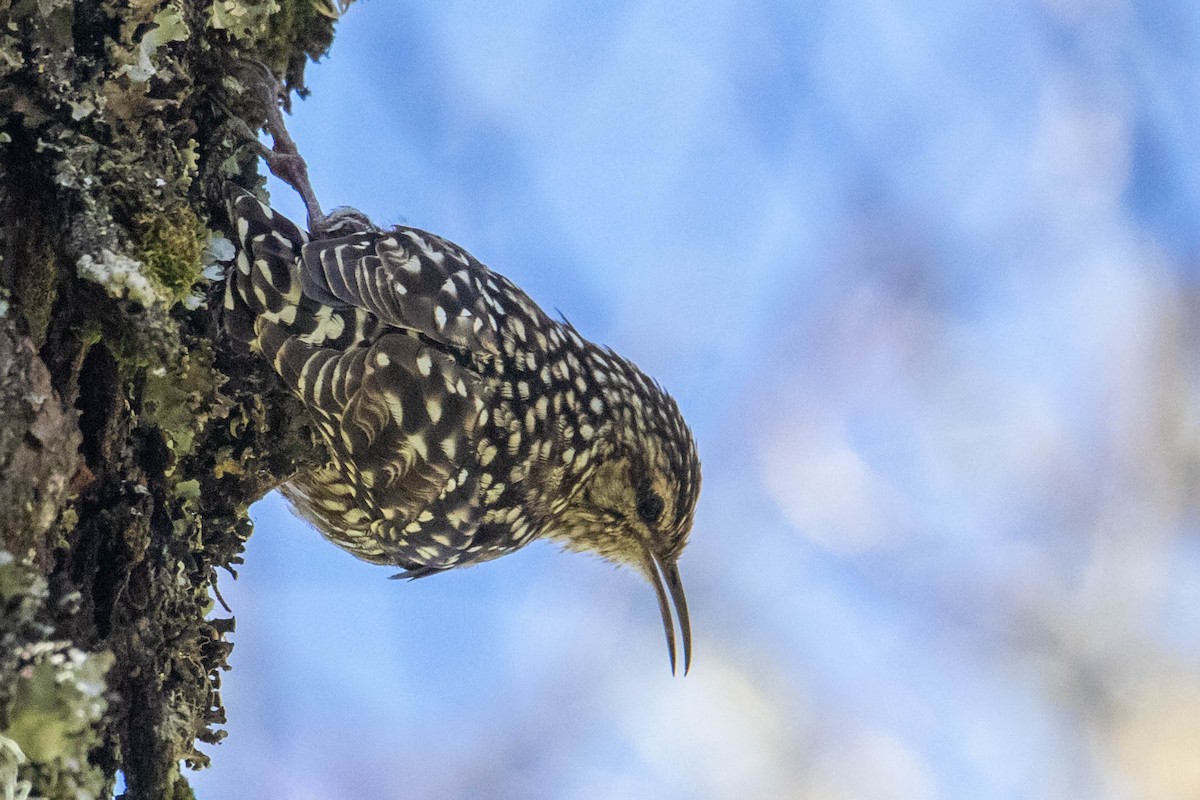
298, 227, 507, 358
262, 323, 487, 568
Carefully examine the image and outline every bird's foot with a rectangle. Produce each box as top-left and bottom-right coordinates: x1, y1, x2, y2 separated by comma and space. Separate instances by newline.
234, 61, 327, 231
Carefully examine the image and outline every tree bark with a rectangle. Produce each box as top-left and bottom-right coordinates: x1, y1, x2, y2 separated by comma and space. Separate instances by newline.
0, 1, 344, 797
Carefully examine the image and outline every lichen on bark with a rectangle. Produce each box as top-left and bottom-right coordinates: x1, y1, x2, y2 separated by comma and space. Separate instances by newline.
0, 1, 349, 797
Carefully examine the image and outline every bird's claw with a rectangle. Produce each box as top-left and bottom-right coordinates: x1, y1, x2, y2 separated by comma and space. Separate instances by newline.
232, 60, 326, 229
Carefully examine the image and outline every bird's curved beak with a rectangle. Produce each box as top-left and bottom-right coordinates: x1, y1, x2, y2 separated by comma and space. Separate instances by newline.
643, 548, 692, 675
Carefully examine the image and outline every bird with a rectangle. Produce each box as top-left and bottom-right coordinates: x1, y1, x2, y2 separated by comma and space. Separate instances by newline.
220, 78, 702, 673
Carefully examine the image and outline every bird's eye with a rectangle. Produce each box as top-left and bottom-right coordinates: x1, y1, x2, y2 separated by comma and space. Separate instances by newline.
637, 492, 665, 525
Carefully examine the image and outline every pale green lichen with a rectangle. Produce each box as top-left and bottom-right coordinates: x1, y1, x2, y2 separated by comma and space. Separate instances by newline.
65, 97, 96, 121
205, 233, 236, 269
1, 642, 112, 799
0, 551, 45, 607
209, 0, 281, 40
0, 735, 31, 800
76, 249, 165, 307
180, 138, 200, 187
142, 343, 227, 472
121, 5, 190, 83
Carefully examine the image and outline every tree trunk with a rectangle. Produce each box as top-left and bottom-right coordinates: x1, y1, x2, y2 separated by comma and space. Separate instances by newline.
0, 2, 344, 797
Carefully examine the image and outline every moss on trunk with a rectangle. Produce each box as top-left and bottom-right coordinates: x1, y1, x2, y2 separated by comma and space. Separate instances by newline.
0, 1, 349, 796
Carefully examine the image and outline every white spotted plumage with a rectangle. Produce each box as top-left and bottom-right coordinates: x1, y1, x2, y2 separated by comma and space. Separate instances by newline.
223, 183, 700, 669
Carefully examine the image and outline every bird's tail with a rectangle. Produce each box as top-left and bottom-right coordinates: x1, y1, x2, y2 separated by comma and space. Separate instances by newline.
222, 185, 309, 352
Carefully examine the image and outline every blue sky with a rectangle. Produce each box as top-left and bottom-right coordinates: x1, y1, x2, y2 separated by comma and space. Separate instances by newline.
193, 2, 1200, 798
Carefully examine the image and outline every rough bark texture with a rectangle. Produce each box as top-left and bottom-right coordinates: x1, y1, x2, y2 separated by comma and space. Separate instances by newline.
0, 1, 347, 797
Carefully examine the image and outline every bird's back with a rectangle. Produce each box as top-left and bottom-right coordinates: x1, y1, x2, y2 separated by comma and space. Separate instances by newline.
224, 188, 593, 574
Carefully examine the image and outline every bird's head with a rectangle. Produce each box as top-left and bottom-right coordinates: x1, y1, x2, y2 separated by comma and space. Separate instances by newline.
548, 375, 701, 674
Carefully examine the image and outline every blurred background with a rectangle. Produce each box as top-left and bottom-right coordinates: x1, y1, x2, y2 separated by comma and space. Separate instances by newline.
192, 1, 1200, 798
